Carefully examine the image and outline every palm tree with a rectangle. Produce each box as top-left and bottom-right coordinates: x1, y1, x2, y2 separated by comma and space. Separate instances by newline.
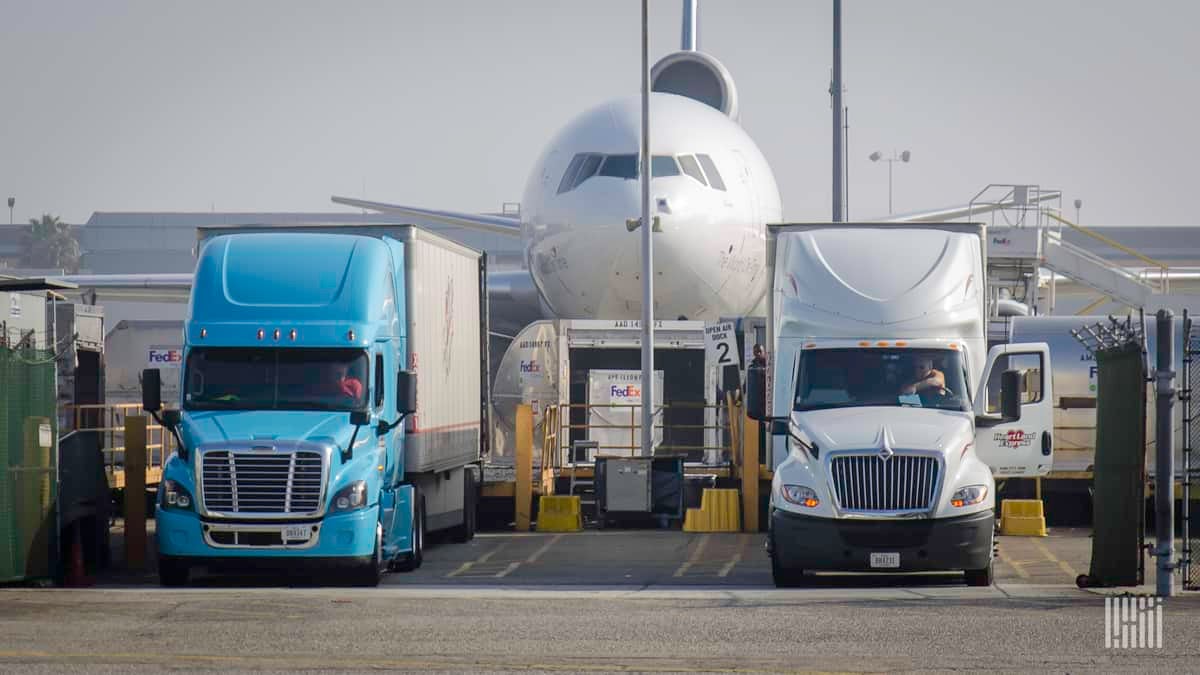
22, 214, 80, 273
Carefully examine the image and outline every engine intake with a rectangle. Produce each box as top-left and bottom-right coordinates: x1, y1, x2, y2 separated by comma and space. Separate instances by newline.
651, 51, 739, 120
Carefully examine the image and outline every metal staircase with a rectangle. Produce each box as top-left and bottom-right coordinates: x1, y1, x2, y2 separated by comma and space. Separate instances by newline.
971, 184, 1170, 313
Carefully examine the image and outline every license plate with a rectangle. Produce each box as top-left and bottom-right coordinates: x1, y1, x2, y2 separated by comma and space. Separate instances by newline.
870, 552, 900, 569
283, 525, 312, 541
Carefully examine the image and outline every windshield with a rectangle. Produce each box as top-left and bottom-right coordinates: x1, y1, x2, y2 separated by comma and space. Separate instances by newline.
794, 348, 970, 412
184, 348, 369, 411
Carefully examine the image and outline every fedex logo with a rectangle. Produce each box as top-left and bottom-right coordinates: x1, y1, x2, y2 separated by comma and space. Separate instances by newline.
610, 385, 641, 398
148, 348, 182, 365
520, 360, 541, 374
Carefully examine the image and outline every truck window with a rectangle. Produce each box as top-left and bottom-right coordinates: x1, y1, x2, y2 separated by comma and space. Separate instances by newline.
984, 352, 1044, 413
184, 347, 369, 411
794, 348, 969, 412
374, 353, 385, 409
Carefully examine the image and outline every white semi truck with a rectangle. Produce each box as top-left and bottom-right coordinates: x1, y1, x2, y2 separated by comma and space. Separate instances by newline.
747, 223, 1056, 586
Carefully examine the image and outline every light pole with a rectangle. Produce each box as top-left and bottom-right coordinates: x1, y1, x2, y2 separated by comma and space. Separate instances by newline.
1074, 198, 1082, 224
6, 197, 12, 225
868, 150, 910, 214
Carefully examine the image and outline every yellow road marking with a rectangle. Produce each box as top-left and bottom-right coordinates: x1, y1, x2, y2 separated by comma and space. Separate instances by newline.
447, 542, 508, 577
1032, 538, 1079, 580
718, 535, 752, 577
996, 546, 1031, 579
526, 533, 565, 564
494, 562, 522, 578
673, 533, 711, 577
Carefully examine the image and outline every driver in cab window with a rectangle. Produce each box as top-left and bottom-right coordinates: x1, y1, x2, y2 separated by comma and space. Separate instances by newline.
329, 361, 365, 403
900, 356, 945, 397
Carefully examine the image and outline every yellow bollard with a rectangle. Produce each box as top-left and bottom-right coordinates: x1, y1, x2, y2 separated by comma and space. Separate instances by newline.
124, 415, 147, 570
740, 407, 760, 533
515, 404, 533, 532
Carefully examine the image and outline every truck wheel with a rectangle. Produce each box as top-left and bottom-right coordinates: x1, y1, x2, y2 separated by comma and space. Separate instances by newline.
964, 559, 994, 587
353, 523, 385, 587
449, 469, 477, 543
392, 488, 425, 572
158, 555, 190, 587
769, 535, 805, 588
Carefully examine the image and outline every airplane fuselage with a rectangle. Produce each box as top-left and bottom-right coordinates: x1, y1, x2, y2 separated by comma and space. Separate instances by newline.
520, 93, 782, 321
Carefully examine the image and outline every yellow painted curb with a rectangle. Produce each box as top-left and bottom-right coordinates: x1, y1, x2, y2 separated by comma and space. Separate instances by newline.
999, 499, 1047, 537
536, 495, 582, 532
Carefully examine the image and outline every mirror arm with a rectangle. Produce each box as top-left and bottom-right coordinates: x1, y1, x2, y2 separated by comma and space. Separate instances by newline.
376, 412, 411, 437
344, 425, 360, 463
150, 410, 189, 461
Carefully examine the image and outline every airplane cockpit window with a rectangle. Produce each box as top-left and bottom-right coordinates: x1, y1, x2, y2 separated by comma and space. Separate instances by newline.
598, 154, 638, 179
696, 154, 726, 191
558, 153, 722, 192
677, 155, 708, 186
575, 153, 603, 187
557, 154, 588, 195
651, 155, 681, 177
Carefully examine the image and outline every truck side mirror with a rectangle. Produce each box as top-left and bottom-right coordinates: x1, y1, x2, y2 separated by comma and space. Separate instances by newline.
1001, 369, 1022, 422
142, 368, 162, 412
746, 364, 767, 421
397, 370, 417, 415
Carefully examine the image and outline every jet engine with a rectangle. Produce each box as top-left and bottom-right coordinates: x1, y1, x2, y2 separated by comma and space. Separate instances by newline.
650, 51, 739, 120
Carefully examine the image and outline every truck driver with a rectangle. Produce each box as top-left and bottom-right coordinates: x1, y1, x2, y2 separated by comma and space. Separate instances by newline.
900, 355, 945, 396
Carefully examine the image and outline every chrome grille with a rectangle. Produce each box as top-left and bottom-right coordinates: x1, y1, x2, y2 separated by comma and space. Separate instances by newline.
201, 450, 324, 515
830, 454, 939, 512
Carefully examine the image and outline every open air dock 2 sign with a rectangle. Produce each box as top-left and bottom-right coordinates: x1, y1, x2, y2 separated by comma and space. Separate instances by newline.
705, 321, 740, 369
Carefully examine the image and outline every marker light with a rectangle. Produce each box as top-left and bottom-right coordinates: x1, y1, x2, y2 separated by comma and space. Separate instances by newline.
347, 329, 356, 342
289, 329, 297, 341
273, 328, 281, 341
951, 485, 988, 508
781, 485, 820, 508
257, 328, 265, 340
199, 328, 207, 339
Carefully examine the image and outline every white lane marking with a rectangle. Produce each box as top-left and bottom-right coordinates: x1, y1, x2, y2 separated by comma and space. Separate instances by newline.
673, 533, 712, 577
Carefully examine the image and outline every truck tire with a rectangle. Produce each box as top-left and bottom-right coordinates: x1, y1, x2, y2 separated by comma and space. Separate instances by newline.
352, 523, 385, 587
158, 555, 190, 588
769, 534, 805, 588
964, 559, 994, 587
391, 488, 425, 572
449, 469, 477, 543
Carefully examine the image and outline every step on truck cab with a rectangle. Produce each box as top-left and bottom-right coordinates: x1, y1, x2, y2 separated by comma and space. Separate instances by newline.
747, 223, 1055, 587
143, 227, 485, 586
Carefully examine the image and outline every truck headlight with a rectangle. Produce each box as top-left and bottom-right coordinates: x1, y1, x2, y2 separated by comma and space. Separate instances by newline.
162, 479, 194, 511
951, 484, 988, 507
331, 480, 368, 512
780, 484, 820, 508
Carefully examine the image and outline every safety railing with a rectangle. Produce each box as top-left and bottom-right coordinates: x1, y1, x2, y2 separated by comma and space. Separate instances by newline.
64, 403, 173, 487
1042, 211, 1171, 295
539, 401, 740, 470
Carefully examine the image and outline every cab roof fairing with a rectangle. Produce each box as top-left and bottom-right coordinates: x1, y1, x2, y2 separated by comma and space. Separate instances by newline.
186, 233, 403, 348
771, 227, 986, 344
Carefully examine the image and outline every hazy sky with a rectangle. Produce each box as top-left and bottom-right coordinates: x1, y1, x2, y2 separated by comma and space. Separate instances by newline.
2, 0, 1198, 226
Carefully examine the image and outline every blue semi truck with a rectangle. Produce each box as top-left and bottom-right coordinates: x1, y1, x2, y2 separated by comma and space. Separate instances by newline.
143, 226, 486, 586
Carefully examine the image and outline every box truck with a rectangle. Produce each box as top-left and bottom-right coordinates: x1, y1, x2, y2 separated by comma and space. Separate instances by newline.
143, 226, 485, 586
747, 223, 1055, 586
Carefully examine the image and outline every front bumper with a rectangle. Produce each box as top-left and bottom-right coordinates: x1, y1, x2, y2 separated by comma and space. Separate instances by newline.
770, 508, 993, 572
156, 505, 378, 561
